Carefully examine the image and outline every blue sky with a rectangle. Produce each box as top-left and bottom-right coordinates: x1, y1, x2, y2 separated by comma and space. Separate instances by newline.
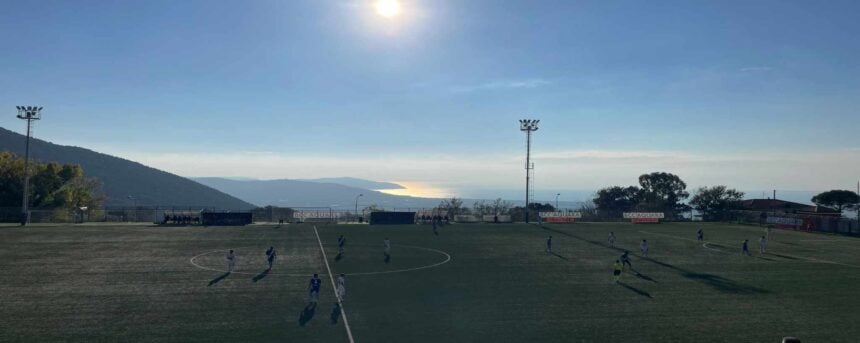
1, 0, 859, 199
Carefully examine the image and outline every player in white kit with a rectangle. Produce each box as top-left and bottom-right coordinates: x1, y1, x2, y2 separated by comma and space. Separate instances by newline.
640, 239, 649, 257
383, 238, 391, 257
336, 273, 346, 301
227, 249, 236, 272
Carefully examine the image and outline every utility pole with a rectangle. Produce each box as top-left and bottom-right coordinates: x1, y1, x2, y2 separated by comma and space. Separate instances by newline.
16, 106, 42, 226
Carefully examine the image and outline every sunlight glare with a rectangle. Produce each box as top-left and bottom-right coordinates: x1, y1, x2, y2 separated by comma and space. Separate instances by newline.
375, 0, 402, 18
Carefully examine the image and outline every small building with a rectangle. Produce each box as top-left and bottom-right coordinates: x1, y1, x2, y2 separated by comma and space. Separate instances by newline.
739, 199, 842, 217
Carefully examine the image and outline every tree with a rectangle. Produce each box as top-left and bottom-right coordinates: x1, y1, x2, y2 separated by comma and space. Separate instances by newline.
527, 203, 556, 212
0, 152, 102, 209
689, 186, 745, 220
438, 197, 467, 216
638, 172, 689, 213
472, 200, 493, 215
811, 190, 860, 213
473, 198, 514, 215
508, 203, 555, 222
363, 204, 383, 212
491, 198, 514, 215
592, 186, 640, 215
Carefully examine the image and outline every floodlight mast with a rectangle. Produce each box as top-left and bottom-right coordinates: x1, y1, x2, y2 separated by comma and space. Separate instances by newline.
519, 119, 539, 223
16, 106, 43, 226
355, 193, 363, 222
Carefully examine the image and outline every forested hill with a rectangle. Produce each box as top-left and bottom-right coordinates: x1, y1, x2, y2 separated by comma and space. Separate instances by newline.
0, 127, 254, 209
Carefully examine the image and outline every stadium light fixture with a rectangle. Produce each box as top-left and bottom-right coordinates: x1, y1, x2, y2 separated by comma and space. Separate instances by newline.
519, 119, 539, 223
16, 105, 43, 226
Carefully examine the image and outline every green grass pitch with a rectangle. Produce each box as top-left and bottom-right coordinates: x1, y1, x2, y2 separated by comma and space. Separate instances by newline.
1, 222, 859, 342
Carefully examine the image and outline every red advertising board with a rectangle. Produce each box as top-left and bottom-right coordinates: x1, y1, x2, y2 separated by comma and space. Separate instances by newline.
544, 217, 577, 223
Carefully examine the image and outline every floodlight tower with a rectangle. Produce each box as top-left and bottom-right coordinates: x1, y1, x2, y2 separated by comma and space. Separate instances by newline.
16, 106, 43, 226
355, 193, 363, 222
519, 119, 539, 223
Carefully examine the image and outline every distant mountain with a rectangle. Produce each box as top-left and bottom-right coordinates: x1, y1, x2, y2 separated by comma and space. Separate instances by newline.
0, 127, 254, 209
299, 177, 404, 190
194, 177, 443, 209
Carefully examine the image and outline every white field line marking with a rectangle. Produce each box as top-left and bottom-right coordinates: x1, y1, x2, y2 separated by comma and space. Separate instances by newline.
345, 244, 452, 276
640, 231, 860, 268
638, 230, 730, 254
314, 225, 355, 343
701, 242, 729, 254
190, 244, 451, 276
189, 249, 310, 276
639, 230, 711, 244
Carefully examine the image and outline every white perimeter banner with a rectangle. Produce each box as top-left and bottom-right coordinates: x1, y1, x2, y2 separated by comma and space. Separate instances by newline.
539, 212, 583, 218
482, 215, 512, 222
454, 215, 481, 223
766, 217, 803, 226
293, 211, 342, 219
623, 212, 665, 219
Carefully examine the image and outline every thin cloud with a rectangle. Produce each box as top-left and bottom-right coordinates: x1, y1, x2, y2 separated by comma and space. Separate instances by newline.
100, 148, 860, 194
450, 79, 551, 93
740, 66, 773, 72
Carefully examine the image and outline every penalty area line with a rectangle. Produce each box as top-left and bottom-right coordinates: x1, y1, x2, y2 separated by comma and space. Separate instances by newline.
314, 225, 355, 343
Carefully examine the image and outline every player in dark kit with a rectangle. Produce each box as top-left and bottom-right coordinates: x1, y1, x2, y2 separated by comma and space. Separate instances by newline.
265, 246, 276, 270
620, 251, 632, 270
308, 274, 322, 306
742, 239, 751, 256
697, 228, 704, 241
337, 235, 346, 255
546, 236, 553, 253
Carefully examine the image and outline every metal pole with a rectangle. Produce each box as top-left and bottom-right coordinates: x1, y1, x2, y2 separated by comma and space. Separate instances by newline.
16, 106, 42, 226
519, 119, 539, 224
21, 119, 32, 225
525, 129, 531, 223
354, 194, 363, 222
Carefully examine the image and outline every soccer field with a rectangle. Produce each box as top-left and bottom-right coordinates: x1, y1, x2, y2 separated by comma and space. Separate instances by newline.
1, 222, 858, 342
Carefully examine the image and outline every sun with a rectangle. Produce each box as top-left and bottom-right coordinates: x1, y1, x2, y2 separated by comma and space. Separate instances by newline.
374, 0, 401, 18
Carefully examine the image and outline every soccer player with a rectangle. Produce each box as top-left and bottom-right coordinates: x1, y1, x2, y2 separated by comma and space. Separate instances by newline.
546, 235, 553, 253
742, 239, 751, 256
608, 232, 616, 247
308, 274, 322, 306
266, 246, 276, 270
383, 238, 391, 257
640, 239, 649, 257
697, 228, 704, 241
620, 251, 632, 270
613, 260, 623, 283
227, 249, 236, 272
759, 235, 767, 254
336, 273, 346, 301
766, 225, 774, 241
337, 235, 346, 255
